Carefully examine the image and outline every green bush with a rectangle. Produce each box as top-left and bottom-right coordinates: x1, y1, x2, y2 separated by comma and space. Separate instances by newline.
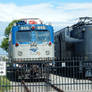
0, 77, 10, 92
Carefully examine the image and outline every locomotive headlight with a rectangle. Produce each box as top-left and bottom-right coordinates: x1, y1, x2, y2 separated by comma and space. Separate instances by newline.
26, 26, 30, 30
45, 50, 50, 55
20, 27, 23, 30
16, 64, 19, 67
18, 51, 23, 56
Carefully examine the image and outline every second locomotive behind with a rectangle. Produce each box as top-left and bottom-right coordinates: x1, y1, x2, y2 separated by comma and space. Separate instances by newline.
55, 17, 92, 78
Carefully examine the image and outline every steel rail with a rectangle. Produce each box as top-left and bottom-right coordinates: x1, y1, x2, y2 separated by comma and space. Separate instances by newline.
21, 80, 31, 92
45, 80, 64, 92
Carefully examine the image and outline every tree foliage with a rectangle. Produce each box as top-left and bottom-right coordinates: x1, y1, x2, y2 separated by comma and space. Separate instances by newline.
1, 20, 18, 52
0, 38, 8, 52
5, 20, 18, 37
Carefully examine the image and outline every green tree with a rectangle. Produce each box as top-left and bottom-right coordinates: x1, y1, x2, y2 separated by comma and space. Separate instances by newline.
1, 38, 8, 52
1, 20, 18, 52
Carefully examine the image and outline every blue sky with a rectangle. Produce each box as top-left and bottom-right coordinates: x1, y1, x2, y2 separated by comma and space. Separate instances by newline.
0, 0, 92, 54
0, 0, 92, 22
0, 0, 92, 6
0, 0, 92, 32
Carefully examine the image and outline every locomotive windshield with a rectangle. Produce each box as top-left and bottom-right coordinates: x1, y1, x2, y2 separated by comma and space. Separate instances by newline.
36, 31, 50, 42
16, 30, 50, 43
16, 31, 32, 43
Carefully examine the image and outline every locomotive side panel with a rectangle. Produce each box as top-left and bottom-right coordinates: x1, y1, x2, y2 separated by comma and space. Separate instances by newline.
85, 25, 92, 60
71, 24, 92, 58
55, 27, 74, 59
70, 26, 85, 57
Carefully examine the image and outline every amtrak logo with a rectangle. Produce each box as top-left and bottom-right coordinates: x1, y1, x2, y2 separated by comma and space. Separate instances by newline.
30, 48, 38, 52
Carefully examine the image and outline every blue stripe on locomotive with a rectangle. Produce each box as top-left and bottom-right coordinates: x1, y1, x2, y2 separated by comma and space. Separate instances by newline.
11, 24, 54, 44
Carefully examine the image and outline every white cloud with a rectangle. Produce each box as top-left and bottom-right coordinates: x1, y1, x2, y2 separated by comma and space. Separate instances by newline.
0, 3, 92, 29
57, 3, 92, 10
0, 2, 92, 54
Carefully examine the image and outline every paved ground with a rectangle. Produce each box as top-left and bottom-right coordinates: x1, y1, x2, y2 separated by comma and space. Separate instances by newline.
4, 82, 54, 92
4, 74, 92, 92
50, 74, 92, 92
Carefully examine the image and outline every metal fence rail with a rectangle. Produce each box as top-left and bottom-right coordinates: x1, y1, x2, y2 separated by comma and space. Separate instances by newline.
49, 57, 92, 92
0, 58, 92, 92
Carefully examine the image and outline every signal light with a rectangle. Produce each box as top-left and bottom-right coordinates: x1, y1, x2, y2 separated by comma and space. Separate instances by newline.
49, 41, 52, 46
32, 26, 35, 30
15, 43, 19, 47
29, 20, 37, 24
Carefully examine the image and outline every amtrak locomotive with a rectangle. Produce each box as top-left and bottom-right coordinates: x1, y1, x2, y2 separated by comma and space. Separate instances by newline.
8, 18, 54, 79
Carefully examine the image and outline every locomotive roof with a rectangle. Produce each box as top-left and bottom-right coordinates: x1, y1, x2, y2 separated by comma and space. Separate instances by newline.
55, 27, 69, 36
72, 17, 92, 28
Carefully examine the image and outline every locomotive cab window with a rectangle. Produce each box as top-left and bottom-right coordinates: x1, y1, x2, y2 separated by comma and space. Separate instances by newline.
16, 30, 51, 43
36, 30, 51, 42
16, 31, 32, 43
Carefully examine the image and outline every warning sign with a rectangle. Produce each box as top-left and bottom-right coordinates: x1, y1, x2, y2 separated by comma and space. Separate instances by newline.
0, 62, 6, 76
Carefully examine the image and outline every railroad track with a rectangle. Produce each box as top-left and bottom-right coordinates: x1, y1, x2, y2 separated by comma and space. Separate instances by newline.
21, 79, 64, 92
21, 80, 31, 92
45, 80, 64, 92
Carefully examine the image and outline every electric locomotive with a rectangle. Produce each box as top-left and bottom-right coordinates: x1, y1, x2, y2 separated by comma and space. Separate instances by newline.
55, 17, 92, 78
8, 18, 54, 79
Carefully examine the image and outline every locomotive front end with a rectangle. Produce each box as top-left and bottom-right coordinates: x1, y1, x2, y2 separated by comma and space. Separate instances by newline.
9, 19, 54, 62
8, 18, 54, 80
